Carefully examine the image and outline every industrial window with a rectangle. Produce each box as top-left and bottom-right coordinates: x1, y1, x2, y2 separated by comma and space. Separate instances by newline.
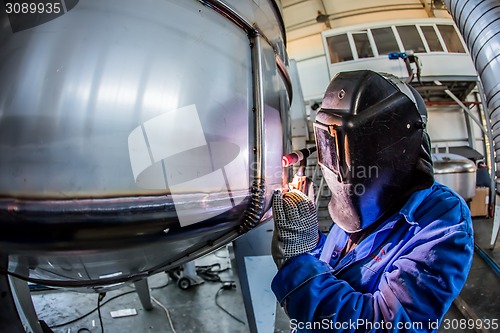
396, 25, 426, 53
371, 27, 400, 55
420, 26, 444, 52
352, 31, 374, 59
437, 25, 466, 53
326, 34, 354, 64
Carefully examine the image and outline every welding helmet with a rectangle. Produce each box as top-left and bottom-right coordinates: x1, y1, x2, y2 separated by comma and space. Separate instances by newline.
314, 70, 433, 232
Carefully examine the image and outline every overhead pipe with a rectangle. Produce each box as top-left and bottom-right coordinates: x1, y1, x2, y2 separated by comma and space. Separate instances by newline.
444, 0, 500, 248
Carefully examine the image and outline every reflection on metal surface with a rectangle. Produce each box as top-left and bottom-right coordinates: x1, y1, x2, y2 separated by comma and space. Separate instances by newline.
433, 153, 477, 200
128, 104, 247, 226
0, 0, 290, 287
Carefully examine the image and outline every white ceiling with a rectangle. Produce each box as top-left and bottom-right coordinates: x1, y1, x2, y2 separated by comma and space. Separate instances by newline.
281, 0, 444, 42
278, 0, 451, 62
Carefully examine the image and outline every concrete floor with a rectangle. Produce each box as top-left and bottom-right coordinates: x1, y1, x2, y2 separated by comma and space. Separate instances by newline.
452, 218, 500, 332
28, 218, 499, 333
32, 246, 258, 333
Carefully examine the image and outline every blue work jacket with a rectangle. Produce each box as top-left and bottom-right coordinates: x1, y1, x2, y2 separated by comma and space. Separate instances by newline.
272, 182, 474, 332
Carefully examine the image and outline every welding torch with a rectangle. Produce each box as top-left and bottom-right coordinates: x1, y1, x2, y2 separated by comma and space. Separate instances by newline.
282, 147, 316, 195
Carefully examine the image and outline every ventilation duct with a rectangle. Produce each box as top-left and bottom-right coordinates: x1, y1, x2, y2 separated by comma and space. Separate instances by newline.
444, 0, 500, 192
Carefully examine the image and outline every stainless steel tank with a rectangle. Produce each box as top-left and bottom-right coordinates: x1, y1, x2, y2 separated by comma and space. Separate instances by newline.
0, 0, 291, 289
433, 153, 477, 200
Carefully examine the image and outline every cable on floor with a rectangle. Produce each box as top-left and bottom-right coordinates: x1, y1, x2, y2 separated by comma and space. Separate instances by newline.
50, 289, 136, 328
97, 292, 106, 333
194, 262, 245, 325
47, 264, 245, 329
214, 282, 245, 325
195, 263, 229, 282
151, 296, 177, 333
49, 274, 171, 329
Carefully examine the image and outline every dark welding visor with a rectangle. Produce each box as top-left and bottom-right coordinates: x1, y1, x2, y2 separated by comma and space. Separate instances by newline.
313, 122, 344, 180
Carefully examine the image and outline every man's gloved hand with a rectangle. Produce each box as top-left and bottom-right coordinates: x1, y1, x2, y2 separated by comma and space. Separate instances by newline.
272, 189, 319, 269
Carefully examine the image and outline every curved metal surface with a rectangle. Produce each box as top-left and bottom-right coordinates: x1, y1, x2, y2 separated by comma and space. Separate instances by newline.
195, 0, 288, 71
1, 0, 250, 199
197, 0, 292, 100
435, 172, 477, 200
444, 0, 500, 193
433, 153, 477, 200
0, 0, 290, 287
433, 153, 477, 174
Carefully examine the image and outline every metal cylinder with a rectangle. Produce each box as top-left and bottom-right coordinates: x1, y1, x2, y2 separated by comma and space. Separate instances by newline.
433, 153, 477, 200
444, 0, 500, 193
0, 0, 289, 288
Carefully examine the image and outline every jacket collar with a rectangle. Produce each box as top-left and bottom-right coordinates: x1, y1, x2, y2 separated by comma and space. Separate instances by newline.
398, 182, 435, 224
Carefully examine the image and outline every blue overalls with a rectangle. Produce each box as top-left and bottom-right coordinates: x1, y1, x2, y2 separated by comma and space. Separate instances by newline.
272, 182, 474, 332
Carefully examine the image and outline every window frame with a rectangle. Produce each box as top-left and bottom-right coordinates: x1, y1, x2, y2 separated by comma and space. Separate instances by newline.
369, 26, 401, 57
321, 19, 467, 65
350, 29, 377, 59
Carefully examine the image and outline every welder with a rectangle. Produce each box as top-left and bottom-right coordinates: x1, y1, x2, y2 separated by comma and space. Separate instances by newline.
271, 70, 474, 332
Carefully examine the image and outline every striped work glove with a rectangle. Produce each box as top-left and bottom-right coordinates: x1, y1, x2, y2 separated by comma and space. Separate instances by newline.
271, 189, 319, 269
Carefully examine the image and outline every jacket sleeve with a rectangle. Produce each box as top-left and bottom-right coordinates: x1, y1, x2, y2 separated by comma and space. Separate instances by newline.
271, 216, 474, 332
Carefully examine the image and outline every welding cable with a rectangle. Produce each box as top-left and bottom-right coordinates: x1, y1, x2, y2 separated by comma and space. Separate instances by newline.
194, 262, 245, 324
151, 296, 177, 333
195, 263, 229, 282
97, 293, 106, 333
51, 288, 177, 332
214, 283, 245, 325
49, 290, 136, 328
49, 276, 171, 329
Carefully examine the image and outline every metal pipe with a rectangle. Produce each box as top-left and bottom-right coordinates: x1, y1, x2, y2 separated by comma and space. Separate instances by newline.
198, 0, 292, 98
253, 37, 265, 182
474, 243, 500, 277
431, 139, 470, 143
198, 0, 285, 56
198, 0, 254, 34
444, 0, 500, 248
0, 255, 26, 333
434, 80, 488, 135
444, 0, 500, 182
476, 80, 497, 216
425, 101, 482, 106
196, 1, 290, 234
463, 104, 475, 149
239, 35, 267, 233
